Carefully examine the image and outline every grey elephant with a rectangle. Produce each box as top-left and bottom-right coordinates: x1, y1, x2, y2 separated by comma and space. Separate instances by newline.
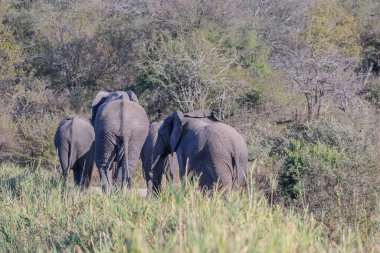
151, 110, 248, 192
141, 121, 177, 189
91, 90, 149, 192
54, 115, 95, 188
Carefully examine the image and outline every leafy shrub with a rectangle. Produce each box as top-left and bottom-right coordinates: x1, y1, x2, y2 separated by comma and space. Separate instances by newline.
274, 109, 380, 239
278, 140, 348, 202
306, 0, 362, 57
0, 110, 18, 162
16, 113, 61, 170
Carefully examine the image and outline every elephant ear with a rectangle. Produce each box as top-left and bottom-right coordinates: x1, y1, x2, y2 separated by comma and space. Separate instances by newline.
91, 91, 110, 124
170, 111, 184, 153
126, 91, 139, 104
184, 110, 220, 122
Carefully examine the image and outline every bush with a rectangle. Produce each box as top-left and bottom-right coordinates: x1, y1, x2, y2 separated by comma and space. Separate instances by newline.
16, 113, 61, 170
274, 108, 380, 239
0, 110, 18, 162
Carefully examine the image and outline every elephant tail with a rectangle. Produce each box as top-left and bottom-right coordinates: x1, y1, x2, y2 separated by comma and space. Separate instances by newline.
58, 139, 73, 187
231, 155, 238, 187
66, 128, 76, 173
123, 140, 130, 188
120, 94, 131, 188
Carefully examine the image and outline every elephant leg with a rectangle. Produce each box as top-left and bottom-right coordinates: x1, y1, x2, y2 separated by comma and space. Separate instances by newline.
83, 165, 93, 189
74, 156, 89, 188
237, 154, 248, 187
141, 156, 151, 189
81, 156, 94, 189
177, 155, 188, 190
112, 161, 119, 187
62, 168, 68, 189
95, 135, 117, 193
125, 146, 141, 190
203, 161, 220, 190
73, 166, 84, 187
152, 158, 166, 192
180, 157, 200, 189
99, 164, 114, 193
164, 158, 174, 186
113, 143, 124, 188
114, 153, 127, 190
211, 160, 234, 191
123, 142, 143, 190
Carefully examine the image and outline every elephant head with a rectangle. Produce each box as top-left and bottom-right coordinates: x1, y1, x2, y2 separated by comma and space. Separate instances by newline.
90, 90, 139, 125
151, 109, 219, 192
150, 111, 183, 191
158, 111, 183, 154
152, 110, 219, 168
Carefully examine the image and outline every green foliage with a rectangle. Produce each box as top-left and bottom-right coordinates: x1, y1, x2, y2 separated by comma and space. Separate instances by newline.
279, 140, 348, 201
279, 140, 304, 200
342, 0, 380, 77
6, 0, 145, 91
306, 0, 362, 57
16, 113, 60, 170
0, 108, 17, 160
0, 164, 363, 252
0, 1, 23, 85
137, 25, 271, 118
137, 29, 251, 114
270, 106, 380, 241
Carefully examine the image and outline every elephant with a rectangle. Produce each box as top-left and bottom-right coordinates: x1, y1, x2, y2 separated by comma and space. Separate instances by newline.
140, 121, 178, 189
54, 115, 95, 188
151, 110, 248, 192
91, 90, 149, 192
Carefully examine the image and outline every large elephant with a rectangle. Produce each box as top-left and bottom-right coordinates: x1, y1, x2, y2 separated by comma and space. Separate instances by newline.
140, 121, 177, 189
54, 115, 95, 188
151, 110, 248, 192
91, 91, 149, 192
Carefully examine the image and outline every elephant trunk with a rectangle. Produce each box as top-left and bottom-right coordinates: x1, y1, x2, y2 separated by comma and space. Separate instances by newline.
151, 154, 161, 172
149, 154, 166, 193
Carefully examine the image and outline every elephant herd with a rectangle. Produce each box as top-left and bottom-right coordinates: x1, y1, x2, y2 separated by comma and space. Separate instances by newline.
54, 91, 249, 194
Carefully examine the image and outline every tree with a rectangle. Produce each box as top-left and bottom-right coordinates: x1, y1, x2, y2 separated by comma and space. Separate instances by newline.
285, 49, 361, 120
0, 1, 23, 91
137, 30, 251, 115
6, 0, 149, 92
306, 0, 362, 58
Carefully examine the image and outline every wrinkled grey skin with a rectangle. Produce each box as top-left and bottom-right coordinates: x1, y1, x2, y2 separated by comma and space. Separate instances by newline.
54, 115, 95, 188
91, 91, 149, 192
141, 122, 178, 189
151, 110, 248, 192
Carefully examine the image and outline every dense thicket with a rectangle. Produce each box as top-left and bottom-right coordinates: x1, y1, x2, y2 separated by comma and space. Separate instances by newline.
0, 0, 379, 248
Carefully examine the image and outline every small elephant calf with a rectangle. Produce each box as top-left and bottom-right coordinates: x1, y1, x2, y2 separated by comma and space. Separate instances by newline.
54, 115, 95, 188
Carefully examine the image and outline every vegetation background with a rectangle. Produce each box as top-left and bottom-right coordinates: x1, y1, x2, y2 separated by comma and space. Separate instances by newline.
0, 0, 379, 251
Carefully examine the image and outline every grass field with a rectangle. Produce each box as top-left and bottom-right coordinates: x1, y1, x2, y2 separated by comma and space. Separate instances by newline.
0, 163, 373, 252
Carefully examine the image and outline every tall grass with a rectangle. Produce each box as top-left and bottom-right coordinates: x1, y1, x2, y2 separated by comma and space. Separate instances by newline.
0, 163, 368, 252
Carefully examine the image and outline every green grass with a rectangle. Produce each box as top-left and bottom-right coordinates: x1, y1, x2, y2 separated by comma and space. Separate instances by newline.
0, 163, 365, 252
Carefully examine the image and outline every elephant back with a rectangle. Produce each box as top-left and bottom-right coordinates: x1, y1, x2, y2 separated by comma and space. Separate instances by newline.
184, 110, 220, 122
94, 92, 149, 137
57, 115, 75, 128
149, 121, 162, 141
